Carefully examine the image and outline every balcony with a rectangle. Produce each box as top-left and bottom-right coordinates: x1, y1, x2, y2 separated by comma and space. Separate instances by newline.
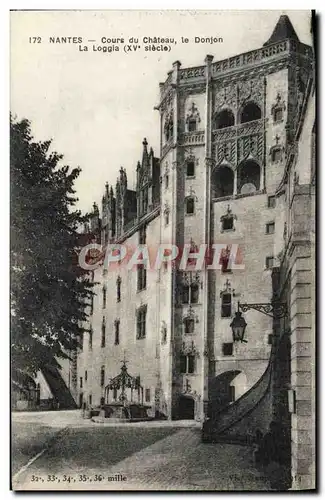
179, 131, 205, 147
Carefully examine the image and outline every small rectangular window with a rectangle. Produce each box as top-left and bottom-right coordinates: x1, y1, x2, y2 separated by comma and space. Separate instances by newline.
145, 388, 151, 402
268, 334, 273, 345
101, 319, 106, 348
186, 197, 195, 215
102, 287, 107, 309
267, 196, 276, 208
80, 377, 83, 389
114, 320, 120, 345
85, 370, 88, 382
89, 394, 92, 405
100, 368, 105, 387
116, 276, 121, 302
89, 328, 93, 350
136, 306, 147, 339
186, 161, 195, 177
265, 256, 274, 269
266, 222, 275, 234
221, 293, 232, 318
222, 343, 233, 356
137, 265, 147, 291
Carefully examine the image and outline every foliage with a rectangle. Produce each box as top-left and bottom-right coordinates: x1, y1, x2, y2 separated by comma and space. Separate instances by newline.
10, 115, 93, 374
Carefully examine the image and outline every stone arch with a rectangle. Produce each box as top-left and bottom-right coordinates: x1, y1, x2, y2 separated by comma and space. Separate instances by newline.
237, 159, 261, 194
211, 165, 234, 198
239, 101, 261, 124
208, 370, 241, 418
214, 108, 235, 129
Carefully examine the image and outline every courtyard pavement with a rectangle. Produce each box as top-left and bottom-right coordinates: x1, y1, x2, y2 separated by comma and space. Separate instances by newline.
12, 410, 271, 491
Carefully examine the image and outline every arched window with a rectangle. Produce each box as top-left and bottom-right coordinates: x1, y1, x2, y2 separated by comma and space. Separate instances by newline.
212, 166, 234, 198
240, 102, 261, 123
214, 109, 235, 129
237, 160, 260, 194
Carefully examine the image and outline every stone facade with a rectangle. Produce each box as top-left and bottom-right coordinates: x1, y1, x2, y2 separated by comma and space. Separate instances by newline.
66, 15, 315, 490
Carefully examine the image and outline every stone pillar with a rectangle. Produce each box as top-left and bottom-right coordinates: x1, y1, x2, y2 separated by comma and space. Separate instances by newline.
170, 61, 181, 420
289, 246, 315, 490
201, 55, 214, 421
234, 168, 238, 196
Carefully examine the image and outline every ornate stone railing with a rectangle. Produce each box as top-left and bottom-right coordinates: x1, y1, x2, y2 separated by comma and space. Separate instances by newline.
180, 131, 205, 146
236, 118, 264, 136
212, 40, 290, 77
213, 119, 264, 142
159, 39, 312, 102
179, 65, 205, 81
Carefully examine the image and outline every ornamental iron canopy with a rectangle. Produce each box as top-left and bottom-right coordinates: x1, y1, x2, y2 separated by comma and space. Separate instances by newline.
105, 353, 141, 404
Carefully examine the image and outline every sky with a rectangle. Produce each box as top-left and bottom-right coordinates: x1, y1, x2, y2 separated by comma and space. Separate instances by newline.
10, 10, 312, 213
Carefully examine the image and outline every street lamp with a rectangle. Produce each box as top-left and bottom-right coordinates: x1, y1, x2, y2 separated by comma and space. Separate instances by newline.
230, 300, 287, 344
230, 307, 247, 343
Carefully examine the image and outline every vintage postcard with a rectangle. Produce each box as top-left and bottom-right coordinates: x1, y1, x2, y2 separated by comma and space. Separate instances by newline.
10, 10, 316, 491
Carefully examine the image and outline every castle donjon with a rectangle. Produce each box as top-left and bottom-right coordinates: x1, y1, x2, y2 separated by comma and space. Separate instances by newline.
42, 16, 315, 490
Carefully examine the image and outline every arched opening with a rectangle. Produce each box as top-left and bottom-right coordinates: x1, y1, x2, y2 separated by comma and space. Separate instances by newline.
178, 395, 195, 419
237, 160, 261, 194
208, 370, 241, 418
240, 102, 261, 123
212, 166, 234, 198
214, 109, 235, 129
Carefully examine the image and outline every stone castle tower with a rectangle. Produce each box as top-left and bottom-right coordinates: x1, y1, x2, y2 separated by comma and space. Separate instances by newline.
75, 15, 315, 489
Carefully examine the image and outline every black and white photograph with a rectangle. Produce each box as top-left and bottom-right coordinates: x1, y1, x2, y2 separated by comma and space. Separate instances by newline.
10, 9, 316, 491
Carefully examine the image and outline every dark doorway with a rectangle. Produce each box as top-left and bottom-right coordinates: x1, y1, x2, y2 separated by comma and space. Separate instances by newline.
178, 395, 195, 419
79, 393, 83, 409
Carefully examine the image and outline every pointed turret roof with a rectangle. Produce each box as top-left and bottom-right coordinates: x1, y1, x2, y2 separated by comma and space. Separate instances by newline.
263, 15, 300, 46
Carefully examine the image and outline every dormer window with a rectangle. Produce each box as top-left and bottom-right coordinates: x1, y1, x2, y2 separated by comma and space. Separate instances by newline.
221, 293, 232, 318
271, 92, 286, 124
186, 102, 201, 133
188, 119, 197, 132
220, 205, 236, 232
223, 217, 233, 231
184, 317, 195, 334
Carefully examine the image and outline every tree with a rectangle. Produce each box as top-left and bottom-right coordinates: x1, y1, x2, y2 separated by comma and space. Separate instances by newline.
10, 115, 94, 374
